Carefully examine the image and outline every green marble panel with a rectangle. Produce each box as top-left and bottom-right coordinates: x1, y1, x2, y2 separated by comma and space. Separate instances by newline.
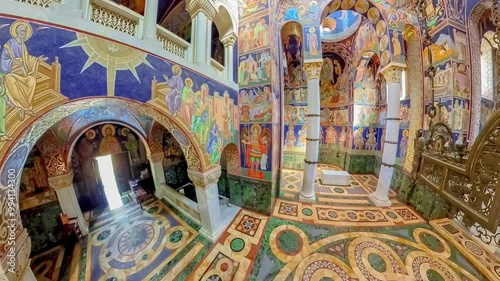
226, 175, 272, 215
409, 182, 435, 220
346, 155, 376, 174
282, 151, 305, 169
21, 201, 62, 255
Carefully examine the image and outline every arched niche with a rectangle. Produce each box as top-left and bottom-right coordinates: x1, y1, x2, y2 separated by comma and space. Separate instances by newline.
66, 121, 151, 212
281, 21, 304, 88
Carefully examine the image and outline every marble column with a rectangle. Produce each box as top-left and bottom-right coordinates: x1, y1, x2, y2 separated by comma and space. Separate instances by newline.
150, 152, 166, 199
370, 66, 404, 207
143, 0, 159, 40
300, 61, 323, 202
48, 171, 89, 235
187, 166, 224, 242
221, 32, 237, 81
187, 0, 216, 64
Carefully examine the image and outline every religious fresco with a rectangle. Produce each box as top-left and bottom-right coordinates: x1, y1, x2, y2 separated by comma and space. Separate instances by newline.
284, 87, 307, 104
389, 29, 405, 63
320, 52, 349, 107
320, 107, 349, 126
238, 50, 272, 87
354, 105, 380, 127
423, 27, 458, 66
281, 0, 320, 25
397, 129, 410, 158
238, 13, 271, 54
238, 0, 269, 19
240, 123, 272, 180
454, 62, 470, 98
320, 10, 362, 43
239, 85, 273, 123
480, 98, 495, 130
0, 17, 239, 173
451, 97, 470, 132
400, 99, 411, 128
284, 105, 307, 124
453, 28, 468, 62
304, 26, 321, 59
353, 24, 380, 67
424, 0, 446, 29
352, 126, 380, 151
19, 146, 55, 211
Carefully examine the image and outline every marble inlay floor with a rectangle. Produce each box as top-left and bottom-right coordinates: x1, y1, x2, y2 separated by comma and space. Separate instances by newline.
280, 164, 400, 206
54, 174, 497, 281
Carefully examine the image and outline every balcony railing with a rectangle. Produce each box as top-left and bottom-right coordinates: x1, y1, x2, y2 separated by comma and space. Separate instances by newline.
14, 0, 57, 8
156, 25, 190, 59
89, 0, 143, 38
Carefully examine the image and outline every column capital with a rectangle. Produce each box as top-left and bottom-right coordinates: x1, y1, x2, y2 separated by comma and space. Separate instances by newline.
304, 60, 323, 80
221, 32, 237, 47
48, 171, 74, 190
187, 0, 216, 21
381, 66, 405, 83
151, 152, 164, 163
187, 166, 221, 188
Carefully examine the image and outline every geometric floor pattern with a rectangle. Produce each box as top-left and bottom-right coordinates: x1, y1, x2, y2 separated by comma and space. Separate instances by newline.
52, 170, 498, 281
280, 164, 400, 206
79, 199, 211, 281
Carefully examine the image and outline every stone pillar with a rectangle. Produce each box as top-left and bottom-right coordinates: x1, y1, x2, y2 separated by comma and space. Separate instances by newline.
143, 0, 159, 40
187, 0, 216, 64
221, 32, 237, 81
150, 152, 166, 198
48, 171, 89, 235
187, 166, 224, 242
300, 61, 323, 202
370, 66, 404, 206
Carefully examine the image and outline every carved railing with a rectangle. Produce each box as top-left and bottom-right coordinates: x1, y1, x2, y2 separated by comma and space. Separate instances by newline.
14, 0, 58, 8
210, 58, 224, 77
418, 110, 500, 232
156, 25, 190, 59
89, 0, 143, 37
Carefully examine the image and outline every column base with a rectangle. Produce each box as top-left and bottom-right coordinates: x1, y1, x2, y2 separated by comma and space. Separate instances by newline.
199, 223, 226, 243
369, 194, 392, 207
299, 193, 316, 203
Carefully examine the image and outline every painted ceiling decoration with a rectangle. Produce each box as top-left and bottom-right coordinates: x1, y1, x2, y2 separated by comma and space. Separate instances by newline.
321, 10, 363, 42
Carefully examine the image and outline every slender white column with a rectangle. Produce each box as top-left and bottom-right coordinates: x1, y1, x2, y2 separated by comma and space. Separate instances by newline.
143, 0, 159, 40
187, 0, 216, 64
187, 167, 224, 242
221, 33, 236, 81
150, 153, 166, 198
370, 66, 404, 207
48, 171, 89, 235
300, 61, 323, 202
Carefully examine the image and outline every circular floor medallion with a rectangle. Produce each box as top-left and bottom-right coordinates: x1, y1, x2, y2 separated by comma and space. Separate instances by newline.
367, 253, 387, 273
426, 269, 445, 281
334, 187, 344, 193
464, 240, 483, 256
347, 211, 358, 220
230, 238, 245, 252
97, 230, 111, 241
277, 230, 303, 255
118, 224, 154, 256
328, 210, 338, 219
169, 230, 183, 243
206, 274, 221, 281
386, 211, 398, 219
302, 208, 313, 216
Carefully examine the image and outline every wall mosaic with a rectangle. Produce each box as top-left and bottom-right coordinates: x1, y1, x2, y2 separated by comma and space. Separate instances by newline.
240, 123, 272, 180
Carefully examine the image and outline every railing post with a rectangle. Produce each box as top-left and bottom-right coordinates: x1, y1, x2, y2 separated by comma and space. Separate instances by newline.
143, 0, 158, 40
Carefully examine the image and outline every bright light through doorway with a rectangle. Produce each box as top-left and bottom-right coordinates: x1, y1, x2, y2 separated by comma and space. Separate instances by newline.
96, 155, 123, 211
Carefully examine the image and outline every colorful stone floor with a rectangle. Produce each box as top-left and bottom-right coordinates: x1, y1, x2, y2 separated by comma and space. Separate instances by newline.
280, 164, 401, 206
37, 167, 499, 281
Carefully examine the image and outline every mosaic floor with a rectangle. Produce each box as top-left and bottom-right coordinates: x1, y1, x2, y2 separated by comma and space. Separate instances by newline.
38, 169, 498, 281
280, 164, 401, 206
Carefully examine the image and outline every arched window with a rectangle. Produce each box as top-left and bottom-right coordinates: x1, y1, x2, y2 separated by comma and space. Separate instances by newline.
479, 31, 498, 130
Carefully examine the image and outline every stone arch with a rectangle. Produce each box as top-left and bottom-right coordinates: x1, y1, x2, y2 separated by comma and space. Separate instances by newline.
468, 0, 494, 144
213, 0, 237, 38
65, 120, 152, 170
0, 98, 206, 190
36, 128, 69, 178
220, 143, 240, 176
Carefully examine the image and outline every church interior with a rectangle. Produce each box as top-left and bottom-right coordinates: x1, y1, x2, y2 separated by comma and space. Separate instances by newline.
0, 0, 499, 280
